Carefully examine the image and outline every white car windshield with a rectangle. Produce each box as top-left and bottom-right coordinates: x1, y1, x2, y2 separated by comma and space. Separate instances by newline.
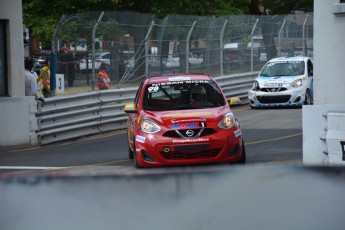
260, 61, 305, 77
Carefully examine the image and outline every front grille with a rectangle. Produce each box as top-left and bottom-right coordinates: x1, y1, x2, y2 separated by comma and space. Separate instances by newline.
257, 95, 291, 104
163, 128, 216, 138
160, 148, 221, 160
260, 87, 288, 92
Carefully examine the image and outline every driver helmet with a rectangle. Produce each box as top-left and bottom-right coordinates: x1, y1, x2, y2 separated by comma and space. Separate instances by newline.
191, 85, 207, 100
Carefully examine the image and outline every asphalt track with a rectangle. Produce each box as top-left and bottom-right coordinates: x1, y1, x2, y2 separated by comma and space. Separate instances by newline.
0, 105, 303, 170
1, 105, 345, 230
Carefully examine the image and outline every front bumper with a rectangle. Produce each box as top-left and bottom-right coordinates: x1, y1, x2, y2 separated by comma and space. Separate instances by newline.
248, 88, 305, 108
134, 128, 243, 167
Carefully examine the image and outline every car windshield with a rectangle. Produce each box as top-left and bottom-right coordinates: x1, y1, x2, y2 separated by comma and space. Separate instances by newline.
260, 61, 305, 77
143, 80, 226, 111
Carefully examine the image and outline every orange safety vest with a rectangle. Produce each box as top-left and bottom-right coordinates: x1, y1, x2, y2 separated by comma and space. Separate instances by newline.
96, 71, 110, 90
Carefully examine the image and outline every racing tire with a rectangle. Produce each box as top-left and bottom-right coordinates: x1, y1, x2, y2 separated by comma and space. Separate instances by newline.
304, 89, 311, 105
231, 140, 246, 165
133, 149, 142, 169
128, 146, 134, 159
238, 140, 246, 164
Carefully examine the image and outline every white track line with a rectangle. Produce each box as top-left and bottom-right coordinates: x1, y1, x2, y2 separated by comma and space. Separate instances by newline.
0, 166, 66, 170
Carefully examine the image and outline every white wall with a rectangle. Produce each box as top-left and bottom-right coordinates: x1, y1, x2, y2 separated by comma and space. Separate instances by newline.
303, 0, 345, 165
0, 0, 36, 146
314, 0, 345, 105
0, 97, 38, 146
0, 0, 25, 97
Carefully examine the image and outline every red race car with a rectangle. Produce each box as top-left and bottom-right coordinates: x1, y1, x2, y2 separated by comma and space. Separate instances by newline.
124, 73, 245, 168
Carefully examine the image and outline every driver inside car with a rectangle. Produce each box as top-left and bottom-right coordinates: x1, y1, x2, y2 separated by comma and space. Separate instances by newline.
190, 85, 207, 105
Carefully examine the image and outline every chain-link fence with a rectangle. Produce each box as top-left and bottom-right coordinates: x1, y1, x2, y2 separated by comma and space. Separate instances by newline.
51, 11, 313, 90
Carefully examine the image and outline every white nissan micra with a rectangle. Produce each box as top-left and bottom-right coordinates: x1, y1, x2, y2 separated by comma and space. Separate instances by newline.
248, 56, 313, 108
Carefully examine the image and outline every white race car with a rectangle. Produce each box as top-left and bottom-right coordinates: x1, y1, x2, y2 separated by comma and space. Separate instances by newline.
248, 56, 314, 108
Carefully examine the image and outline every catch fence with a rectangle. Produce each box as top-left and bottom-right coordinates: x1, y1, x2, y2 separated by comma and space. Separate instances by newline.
46, 11, 313, 92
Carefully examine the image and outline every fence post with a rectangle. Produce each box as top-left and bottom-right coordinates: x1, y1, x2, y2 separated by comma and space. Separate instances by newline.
302, 14, 309, 56
91, 11, 105, 91
186, 21, 197, 73
220, 20, 228, 76
145, 20, 155, 78
50, 15, 65, 97
250, 18, 259, 72
278, 18, 287, 57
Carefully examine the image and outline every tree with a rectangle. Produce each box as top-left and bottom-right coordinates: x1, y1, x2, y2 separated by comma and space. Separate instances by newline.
23, 0, 119, 46
248, 0, 313, 60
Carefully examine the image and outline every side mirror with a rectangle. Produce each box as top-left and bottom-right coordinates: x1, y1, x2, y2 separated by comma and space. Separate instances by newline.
123, 103, 137, 113
229, 97, 242, 107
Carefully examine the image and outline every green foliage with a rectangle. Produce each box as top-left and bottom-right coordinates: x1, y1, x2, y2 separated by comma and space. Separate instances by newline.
260, 0, 313, 14
23, 0, 313, 47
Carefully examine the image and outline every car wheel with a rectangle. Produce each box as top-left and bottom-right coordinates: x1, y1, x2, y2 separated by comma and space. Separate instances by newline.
237, 140, 246, 164
133, 149, 142, 169
230, 140, 246, 164
128, 146, 134, 159
304, 89, 311, 105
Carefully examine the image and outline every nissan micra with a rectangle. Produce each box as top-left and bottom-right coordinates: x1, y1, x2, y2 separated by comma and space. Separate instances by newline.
248, 56, 313, 108
124, 73, 245, 168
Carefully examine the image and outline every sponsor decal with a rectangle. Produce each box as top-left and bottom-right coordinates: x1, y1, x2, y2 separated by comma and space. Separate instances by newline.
168, 77, 191, 81
171, 122, 198, 129
234, 129, 242, 137
171, 118, 206, 123
151, 80, 209, 86
162, 111, 212, 119
173, 138, 209, 143
264, 83, 282, 87
136, 135, 146, 143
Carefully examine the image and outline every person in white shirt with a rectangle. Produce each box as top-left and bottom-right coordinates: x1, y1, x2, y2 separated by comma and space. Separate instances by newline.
25, 58, 44, 102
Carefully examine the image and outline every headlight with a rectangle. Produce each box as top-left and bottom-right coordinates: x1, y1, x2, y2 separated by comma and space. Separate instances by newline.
218, 113, 236, 129
292, 79, 303, 87
252, 81, 260, 91
140, 119, 161, 133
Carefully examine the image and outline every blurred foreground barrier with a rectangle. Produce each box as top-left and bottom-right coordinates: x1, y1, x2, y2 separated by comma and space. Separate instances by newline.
36, 72, 258, 145
325, 112, 345, 165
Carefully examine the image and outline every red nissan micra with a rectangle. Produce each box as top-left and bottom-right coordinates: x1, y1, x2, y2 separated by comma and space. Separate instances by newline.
124, 73, 245, 168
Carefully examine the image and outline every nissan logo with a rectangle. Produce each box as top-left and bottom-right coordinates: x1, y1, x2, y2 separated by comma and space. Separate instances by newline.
186, 130, 194, 137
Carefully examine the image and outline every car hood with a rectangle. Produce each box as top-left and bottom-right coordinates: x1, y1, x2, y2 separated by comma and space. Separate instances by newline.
257, 75, 301, 84
142, 106, 230, 125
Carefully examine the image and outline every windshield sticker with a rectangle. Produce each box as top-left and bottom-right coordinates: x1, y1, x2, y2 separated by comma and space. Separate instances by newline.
148, 85, 159, 93
168, 77, 191, 81
173, 138, 209, 143
234, 129, 242, 137
151, 80, 209, 86
136, 135, 146, 143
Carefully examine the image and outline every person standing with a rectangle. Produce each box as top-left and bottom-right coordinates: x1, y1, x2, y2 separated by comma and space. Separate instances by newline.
96, 62, 110, 90
25, 58, 44, 102
59, 47, 75, 87
37, 57, 51, 98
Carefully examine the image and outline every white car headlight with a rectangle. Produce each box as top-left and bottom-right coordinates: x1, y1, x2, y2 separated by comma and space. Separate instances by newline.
218, 113, 236, 129
252, 80, 260, 91
141, 119, 161, 133
292, 79, 303, 87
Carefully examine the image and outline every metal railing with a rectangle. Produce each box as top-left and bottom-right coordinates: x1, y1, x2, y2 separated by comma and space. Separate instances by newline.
36, 72, 259, 145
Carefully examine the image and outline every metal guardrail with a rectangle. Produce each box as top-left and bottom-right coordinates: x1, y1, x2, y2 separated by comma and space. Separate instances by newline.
36, 72, 259, 145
